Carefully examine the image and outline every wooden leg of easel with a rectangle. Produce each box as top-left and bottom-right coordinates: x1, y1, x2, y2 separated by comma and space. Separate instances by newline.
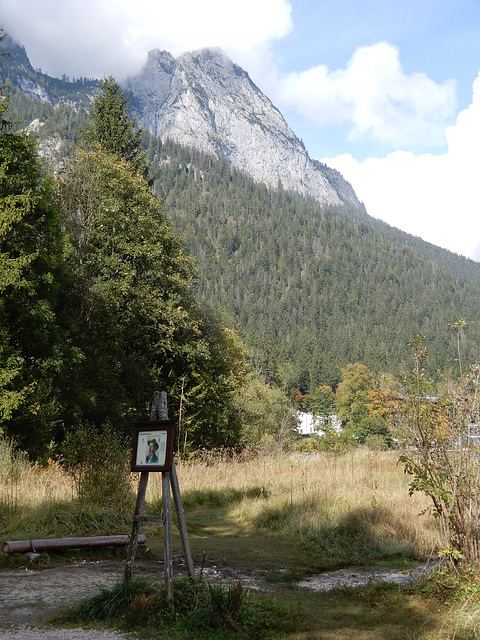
162, 470, 173, 600
171, 459, 195, 578
124, 470, 149, 582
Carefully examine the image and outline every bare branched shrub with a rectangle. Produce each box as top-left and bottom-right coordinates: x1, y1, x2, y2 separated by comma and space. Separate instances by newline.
400, 329, 480, 567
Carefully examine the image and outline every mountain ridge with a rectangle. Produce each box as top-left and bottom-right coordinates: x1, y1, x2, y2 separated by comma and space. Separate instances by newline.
0, 35, 362, 209
4, 35, 480, 387
126, 46, 362, 208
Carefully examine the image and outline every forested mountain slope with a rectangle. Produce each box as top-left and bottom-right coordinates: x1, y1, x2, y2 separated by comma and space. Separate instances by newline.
151, 139, 480, 389
3, 35, 480, 391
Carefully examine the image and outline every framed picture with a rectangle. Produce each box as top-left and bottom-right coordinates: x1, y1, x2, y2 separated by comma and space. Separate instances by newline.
130, 420, 175, 472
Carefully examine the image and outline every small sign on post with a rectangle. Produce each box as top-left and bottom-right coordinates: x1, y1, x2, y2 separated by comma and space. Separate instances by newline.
131, 421, 175, 472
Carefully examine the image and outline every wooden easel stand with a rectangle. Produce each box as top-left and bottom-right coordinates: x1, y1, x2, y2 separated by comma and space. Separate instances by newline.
124, 392, 194, 599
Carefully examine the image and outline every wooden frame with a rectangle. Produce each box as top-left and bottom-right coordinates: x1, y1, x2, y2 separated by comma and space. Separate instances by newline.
130, 420, 175, 472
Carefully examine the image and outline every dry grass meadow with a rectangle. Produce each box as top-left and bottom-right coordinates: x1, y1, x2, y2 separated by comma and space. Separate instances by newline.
10, 439, 480, 640
1, 440, 440, 564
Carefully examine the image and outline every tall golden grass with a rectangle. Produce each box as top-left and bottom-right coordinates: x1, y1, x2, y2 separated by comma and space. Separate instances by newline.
150, 448, 441, 558
0, 435, 440, 558
0, 439, 72, 511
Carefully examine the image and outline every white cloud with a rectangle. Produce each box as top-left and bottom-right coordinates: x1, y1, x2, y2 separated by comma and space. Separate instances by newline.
274, 42, 457, 148
3, 2, 477, 259
0, 0, 293, 78
323, 73, 480, 260
2, 5, 456, 153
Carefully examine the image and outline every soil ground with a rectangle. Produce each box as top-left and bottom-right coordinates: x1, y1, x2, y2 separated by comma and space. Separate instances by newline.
0, 555, 435, 637
0, 555, 265, 631
0, 561, 124, 629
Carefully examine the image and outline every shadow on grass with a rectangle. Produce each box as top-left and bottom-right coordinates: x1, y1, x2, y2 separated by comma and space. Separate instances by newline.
253, 501, 419, 568
180, 485, 269, 509
168, 490, 424, 574
282, 583, 442, 640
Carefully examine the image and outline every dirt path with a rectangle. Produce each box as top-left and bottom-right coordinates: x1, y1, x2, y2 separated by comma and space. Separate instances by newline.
0, 557, 260, 631
0, 557, 436, 638
0, 562, 124, 629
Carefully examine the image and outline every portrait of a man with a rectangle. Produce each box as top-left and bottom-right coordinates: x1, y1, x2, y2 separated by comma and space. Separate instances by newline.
146, 438, 159, 463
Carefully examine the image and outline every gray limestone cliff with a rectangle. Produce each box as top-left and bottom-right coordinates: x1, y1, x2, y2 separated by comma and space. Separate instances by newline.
1, 36, 362, 208
126, 48, 360, 207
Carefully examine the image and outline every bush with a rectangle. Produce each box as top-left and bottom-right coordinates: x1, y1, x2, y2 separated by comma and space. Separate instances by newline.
296, 431, 356, 453
364, 434, 389, 451
62, 423, 134, 512
400, 331, 480, 566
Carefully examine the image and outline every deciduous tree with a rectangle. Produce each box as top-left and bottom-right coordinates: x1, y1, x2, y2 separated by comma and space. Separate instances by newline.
335, 363, 390, 443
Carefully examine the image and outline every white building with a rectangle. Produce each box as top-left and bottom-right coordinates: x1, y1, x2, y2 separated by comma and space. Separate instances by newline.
297, 412, 342, 436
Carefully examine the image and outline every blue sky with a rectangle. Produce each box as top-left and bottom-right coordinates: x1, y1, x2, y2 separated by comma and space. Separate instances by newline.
274, 0, 480, 158
1, 0, 480, 259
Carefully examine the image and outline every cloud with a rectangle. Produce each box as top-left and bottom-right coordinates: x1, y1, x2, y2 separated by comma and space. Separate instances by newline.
274, 42, 457, 149
0, 0, 293, 78
323, 72, 480, 260
2, 5, 455, 152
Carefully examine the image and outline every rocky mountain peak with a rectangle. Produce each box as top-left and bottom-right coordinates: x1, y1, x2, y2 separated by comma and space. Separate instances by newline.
0, 34, 33, 71
126, 48, 359, 207
1, 36, 361, 209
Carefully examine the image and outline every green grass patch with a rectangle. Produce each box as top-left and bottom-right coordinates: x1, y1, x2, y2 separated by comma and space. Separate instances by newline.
180, 486, 269, 509
54, 576, 299, 639
181, 495, 419, 573
297, 511, 415, 567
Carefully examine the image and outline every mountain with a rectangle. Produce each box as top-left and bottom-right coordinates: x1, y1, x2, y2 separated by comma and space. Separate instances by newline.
0, 37, 360, 209
126, 47, 361, 208
0, 34, 97, 105
4, 36, 480, 388
149, 138, 480, 388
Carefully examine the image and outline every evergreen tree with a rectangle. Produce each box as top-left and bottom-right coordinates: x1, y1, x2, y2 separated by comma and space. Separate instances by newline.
60, 80, 249, 446
59, 147, 197, 427
81, 75, 146, 175
0, 32, 67, 457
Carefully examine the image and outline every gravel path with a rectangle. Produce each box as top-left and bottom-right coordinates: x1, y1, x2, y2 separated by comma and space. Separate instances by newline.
0, 631, 127, 640
0, 562, 129, 639
297, 562, 436, 592
0, 558, 436, 639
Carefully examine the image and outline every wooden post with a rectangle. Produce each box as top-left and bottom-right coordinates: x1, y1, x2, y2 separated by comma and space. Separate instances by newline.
124, 470, 149, 582
151, 392, 174, 600
154, 391, 195, 580
125, 390, 194, 594
171, 460, 195, 577
125, 391, 166, 583
162, 468, 174, 599
150, 391, 168, 421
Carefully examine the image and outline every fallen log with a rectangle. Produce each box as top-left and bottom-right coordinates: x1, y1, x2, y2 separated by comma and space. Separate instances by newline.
1, 534, 146, 555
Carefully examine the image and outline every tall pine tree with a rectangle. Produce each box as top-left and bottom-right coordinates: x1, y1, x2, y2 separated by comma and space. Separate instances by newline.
60, 77, 247, 447
0, 30, 68, 457
81, 75, 146, 175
